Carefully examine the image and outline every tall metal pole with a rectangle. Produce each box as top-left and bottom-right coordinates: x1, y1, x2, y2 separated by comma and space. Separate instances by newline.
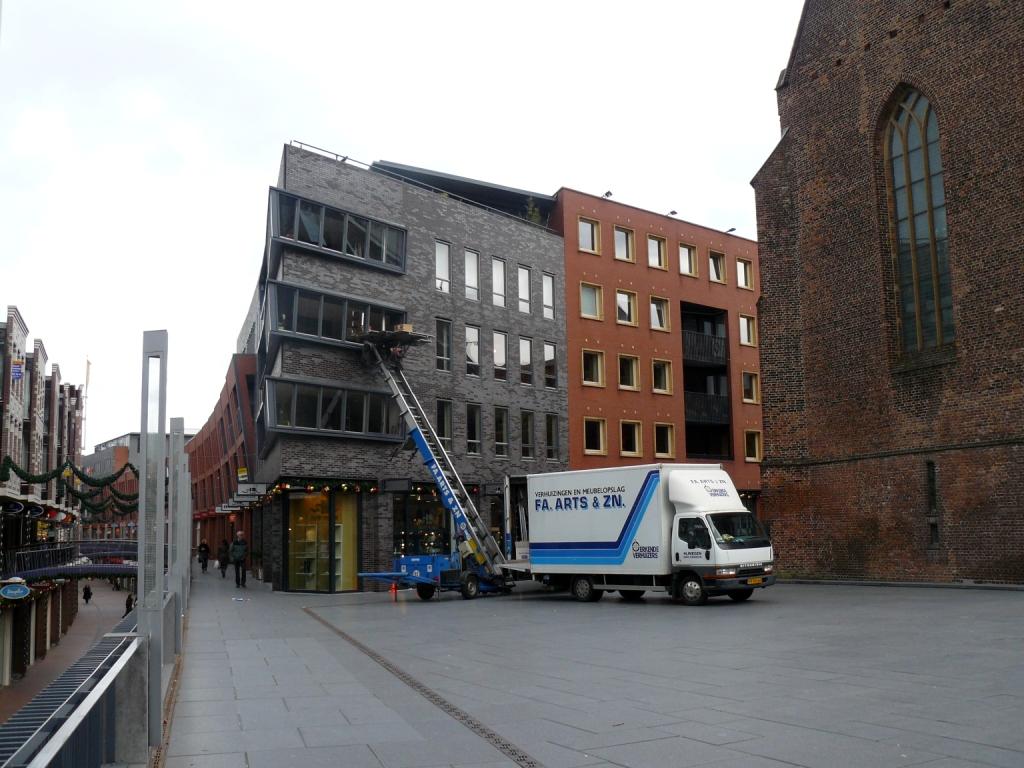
169, 417, 184, 654
137, 330, 167, 748
179, 452, 191, 612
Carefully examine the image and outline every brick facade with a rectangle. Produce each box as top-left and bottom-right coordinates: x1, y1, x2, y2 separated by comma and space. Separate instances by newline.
551, 190, 762, 497
246, 145, 569, 591
752, 0, 1024, 582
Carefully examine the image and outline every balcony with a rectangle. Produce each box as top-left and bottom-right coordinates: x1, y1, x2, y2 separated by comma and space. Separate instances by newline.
685, 392, 730, 425
684, 330, 727, 366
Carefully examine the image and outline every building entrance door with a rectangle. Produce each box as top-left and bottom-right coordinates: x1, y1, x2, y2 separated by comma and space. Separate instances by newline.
334, 494, 358, 591
288, 494, 330, 592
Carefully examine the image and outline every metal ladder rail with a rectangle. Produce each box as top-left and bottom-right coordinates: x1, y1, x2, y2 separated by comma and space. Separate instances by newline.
389, 366, 505, 577
392, 367, 507, 570
365, 346, 505, 579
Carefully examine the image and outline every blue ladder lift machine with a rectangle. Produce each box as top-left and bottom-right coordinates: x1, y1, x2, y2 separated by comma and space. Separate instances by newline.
356, 329, 513, 600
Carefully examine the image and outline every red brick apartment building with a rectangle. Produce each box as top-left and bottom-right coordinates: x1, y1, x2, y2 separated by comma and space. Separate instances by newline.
752, 0, 1024, 582
185, 354, 257, 556
80, 436, 139, 538
550, 190, 762, 501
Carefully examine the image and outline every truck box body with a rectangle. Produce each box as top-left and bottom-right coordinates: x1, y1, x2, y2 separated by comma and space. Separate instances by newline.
529, 464, 670, 575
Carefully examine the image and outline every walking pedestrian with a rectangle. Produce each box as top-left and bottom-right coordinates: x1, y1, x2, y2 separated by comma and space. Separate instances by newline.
123, 592, 134, 618
230, 531, 248, 588
217, 539, 230, 578
82, 584, 92, 605
197, 538, 211, 573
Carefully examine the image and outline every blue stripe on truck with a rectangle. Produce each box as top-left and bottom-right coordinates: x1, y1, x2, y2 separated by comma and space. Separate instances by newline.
529, 470, 660, 565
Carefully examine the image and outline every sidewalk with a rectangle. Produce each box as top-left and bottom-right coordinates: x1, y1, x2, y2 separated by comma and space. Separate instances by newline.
0, 578, 128, 724
167, 568, 515, 768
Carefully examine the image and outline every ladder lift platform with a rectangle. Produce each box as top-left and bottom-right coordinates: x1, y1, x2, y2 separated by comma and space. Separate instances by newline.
354, 329, 512, 600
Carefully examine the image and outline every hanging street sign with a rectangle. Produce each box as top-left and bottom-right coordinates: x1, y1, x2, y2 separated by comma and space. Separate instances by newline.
11, 359, 24, 381
0, 583, 32, 601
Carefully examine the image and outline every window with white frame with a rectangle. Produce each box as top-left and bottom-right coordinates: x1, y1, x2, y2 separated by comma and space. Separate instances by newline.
647, 235, 667, 269
578, 218, 599, 253
436, 399, 453, 451
737, 258, 753, 289
435, 319, 451, 371
580, 283, 603, 319
582, 349, 604, 386
742, 371, 760, 403
518, 266, 531, 313
709, 251, 726, 283
493, 331, 507, 380
492, 258, 506, 307
494, 407, 509, 457
614, 226, 634, 262
620, 421, 642, 456
744, 430, 763, 462
465, 249, 479, 300
435, 241, 450, 292
616, 290, 637, 325
652, 359, 672, 394
544, 342, 557, 388
583, 418, 606, 455
545, 413, 559, 460
679, 243, 697, 276
739, 315, 758, 346
521, 410, 535, 459
519, 337, 532, 385
618, 355, 639, 390
654, 423, 675, 458
650, 296, 670, 330
466, 403, 481, 455
542, 273, 554, 319
465, 325, 480, 376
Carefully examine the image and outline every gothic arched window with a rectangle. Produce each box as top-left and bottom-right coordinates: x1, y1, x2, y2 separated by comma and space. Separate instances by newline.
886, 89, 954, 353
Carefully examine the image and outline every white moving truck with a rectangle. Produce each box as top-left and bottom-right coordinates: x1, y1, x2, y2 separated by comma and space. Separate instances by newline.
508, 463, 774, 605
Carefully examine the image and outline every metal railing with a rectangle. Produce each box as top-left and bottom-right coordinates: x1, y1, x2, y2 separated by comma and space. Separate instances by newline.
1, 540, 141, 579
683, 330, 728, 365
684, 392, 731, 425
0, 615, 139, 768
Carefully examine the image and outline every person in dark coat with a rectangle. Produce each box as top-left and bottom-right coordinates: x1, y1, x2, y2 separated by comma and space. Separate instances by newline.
217, 539, 230, 578
230, 531, 248, 588
123, 592, 134, 617
197, 539, 211, 573
82, 584, 92, 605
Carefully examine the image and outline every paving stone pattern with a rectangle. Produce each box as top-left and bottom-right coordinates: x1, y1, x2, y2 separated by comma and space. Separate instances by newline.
168, 571, 1024, 768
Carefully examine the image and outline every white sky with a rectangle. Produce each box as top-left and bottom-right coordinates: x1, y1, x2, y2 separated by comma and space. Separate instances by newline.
0, 0, 803, 453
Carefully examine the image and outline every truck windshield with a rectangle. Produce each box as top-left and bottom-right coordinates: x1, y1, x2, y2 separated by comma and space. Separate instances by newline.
707, 513, 770, 550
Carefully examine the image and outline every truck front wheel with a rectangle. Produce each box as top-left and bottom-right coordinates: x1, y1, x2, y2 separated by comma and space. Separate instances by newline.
571, 576, 603, 602
679, 575, 708, 606
460, 573, 480, 600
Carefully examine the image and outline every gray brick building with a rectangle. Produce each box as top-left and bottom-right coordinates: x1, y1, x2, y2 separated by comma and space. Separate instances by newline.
246, 145, 568, 592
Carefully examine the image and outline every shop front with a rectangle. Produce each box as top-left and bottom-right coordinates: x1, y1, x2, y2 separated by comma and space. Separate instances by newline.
284, 490, 358, 592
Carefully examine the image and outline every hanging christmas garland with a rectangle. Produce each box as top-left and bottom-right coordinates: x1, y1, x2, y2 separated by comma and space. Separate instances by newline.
0, 456, 139, 487
1, 455, 141, 519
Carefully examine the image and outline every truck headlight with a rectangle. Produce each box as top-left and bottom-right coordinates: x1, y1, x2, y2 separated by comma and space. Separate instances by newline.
716, 568, 736, 577
764, 565, 773, 574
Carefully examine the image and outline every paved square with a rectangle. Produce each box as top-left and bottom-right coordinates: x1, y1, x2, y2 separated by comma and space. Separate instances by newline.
170, 575, 1023, 768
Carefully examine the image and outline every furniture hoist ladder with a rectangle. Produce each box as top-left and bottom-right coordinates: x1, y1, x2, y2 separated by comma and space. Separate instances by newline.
358, 330, 510, 594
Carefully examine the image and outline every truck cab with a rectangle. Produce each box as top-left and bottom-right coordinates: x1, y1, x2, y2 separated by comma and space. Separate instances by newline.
670, 469, 775, 604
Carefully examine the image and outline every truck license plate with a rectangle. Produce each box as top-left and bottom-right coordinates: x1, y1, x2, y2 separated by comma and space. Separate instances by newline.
747, 577, 763, 585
